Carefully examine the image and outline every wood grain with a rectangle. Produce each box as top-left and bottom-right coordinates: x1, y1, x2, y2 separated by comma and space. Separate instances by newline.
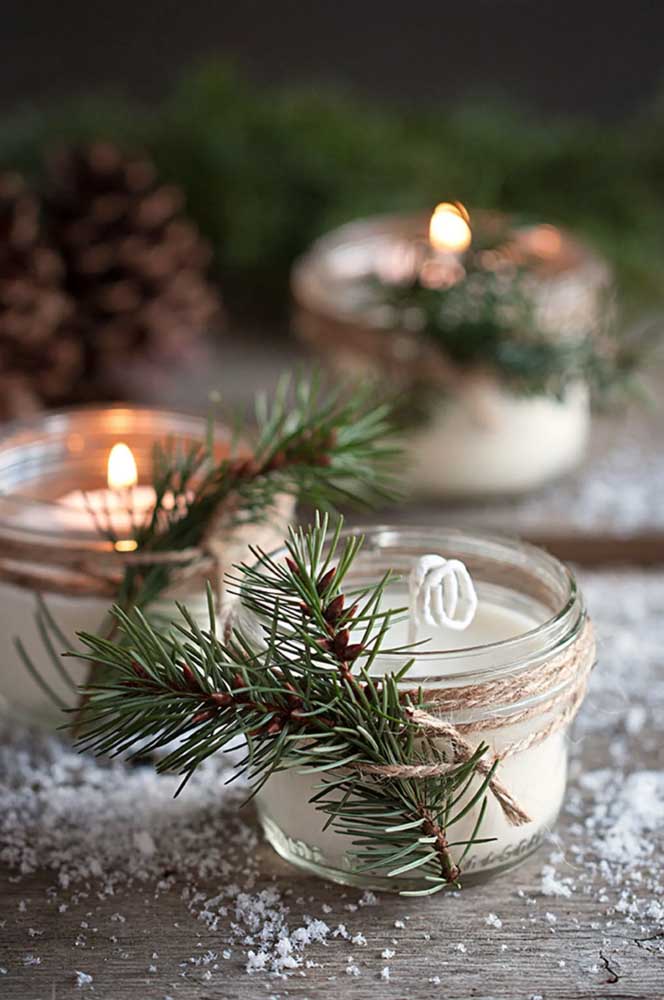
2, 569, 664, 1000
523, 531, 664, 567
0, 793, 661, 1000
2, 345, 664, 997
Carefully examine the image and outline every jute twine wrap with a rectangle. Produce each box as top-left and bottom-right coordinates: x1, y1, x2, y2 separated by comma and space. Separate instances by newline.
295, 304, 471, 394
0, 535, 217, 597
358, 619, 596, 827
226, 592, 595, 828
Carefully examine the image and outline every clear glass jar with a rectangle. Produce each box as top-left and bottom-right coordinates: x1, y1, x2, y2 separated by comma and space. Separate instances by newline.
243, 526, 591, 890
0, 405, 292, 728
292, 212, 609, 497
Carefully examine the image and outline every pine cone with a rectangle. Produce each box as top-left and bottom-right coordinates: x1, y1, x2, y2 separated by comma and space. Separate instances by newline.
0, 172, 80, 418
45, 142, 222, 396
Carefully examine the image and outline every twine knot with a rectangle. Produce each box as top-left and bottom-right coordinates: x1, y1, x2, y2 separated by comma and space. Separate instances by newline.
357, 707, 530, 827
357, 620, 597, 830
405, 707, 531, 826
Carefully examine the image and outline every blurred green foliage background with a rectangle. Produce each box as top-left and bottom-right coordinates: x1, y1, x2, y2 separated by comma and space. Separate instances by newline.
2, 60, 662, 317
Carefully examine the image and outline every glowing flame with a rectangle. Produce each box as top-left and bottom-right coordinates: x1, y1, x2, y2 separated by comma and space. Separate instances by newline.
429, 202, 472, 253
107, 442, 138, 490
524, 224, 563, 259
115, 538, 138, 552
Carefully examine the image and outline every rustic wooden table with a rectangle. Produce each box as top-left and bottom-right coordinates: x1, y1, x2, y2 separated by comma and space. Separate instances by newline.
2, 574, 663, 999
1, 337, 663, 1000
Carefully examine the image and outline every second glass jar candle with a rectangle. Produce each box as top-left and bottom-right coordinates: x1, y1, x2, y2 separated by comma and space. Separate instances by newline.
233, 526, 594, 890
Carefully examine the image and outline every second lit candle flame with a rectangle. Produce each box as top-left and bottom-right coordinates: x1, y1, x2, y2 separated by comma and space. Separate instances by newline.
429, 202, 472, 253
107, 442, 138, 491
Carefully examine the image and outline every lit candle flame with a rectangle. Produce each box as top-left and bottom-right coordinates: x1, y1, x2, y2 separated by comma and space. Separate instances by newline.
107, 442, 138, 490
429, 202, 472, 253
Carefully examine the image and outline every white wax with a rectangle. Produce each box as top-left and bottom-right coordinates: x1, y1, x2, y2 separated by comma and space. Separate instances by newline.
406, 380, 590, 497
0, 586, 204, 728
257, 590, 568, 884
374, 601, 537, 668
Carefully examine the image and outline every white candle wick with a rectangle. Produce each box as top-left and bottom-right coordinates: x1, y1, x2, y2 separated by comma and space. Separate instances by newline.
408, 554, 478, 644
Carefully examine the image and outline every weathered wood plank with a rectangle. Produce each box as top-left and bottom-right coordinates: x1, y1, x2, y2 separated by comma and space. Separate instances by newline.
0, 814, 661, 1000
353, 509, 664, 568
519, 531, 664, 567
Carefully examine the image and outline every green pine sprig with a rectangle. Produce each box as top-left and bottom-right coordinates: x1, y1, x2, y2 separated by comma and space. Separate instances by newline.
374, 263, 639, 401
70, 513, 495, 895
111, 371, 400, 616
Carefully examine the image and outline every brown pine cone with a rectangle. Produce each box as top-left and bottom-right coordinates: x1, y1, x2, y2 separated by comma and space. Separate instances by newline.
0, 172, 80, 418
45, 142, 223, 397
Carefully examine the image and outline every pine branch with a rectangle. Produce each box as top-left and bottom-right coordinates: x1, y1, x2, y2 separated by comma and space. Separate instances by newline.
115, 371, 400, 614
16, 372, 401, 720
373, 255, 645, 401
70, 513, 494, 894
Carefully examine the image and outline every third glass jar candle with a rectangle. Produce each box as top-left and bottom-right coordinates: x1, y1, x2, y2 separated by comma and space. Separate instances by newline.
0, 406, 292, 728
234, 526, 595, 890
292, 208, 610, 498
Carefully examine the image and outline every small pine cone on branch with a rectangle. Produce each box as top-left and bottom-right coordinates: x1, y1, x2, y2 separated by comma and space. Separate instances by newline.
45, 142, 223, 398
0, 172, 80, 419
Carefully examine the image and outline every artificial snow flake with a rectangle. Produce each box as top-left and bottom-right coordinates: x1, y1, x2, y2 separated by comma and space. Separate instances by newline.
541, 866, 573, 898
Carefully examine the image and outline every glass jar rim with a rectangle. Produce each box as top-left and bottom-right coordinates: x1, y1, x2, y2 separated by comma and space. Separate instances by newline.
292, 209, 607, 323
0, 404, 231, 548
242, 523, 585, 681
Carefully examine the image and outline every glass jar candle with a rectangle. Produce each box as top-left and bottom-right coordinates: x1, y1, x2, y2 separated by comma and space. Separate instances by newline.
292, 211, 609, 498
0, 406, 293, 729
235, 526, 594, 890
